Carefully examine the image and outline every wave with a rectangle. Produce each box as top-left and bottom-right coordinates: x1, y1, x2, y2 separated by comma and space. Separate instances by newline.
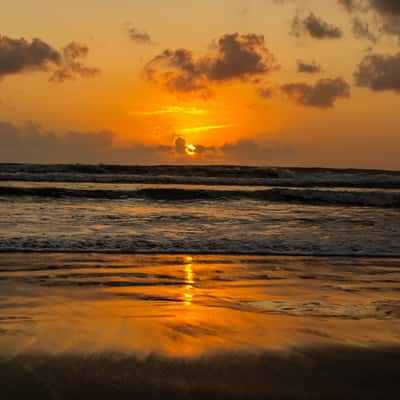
1, 164, 400, 188
0, 164, 294, 178
1, 186, 400, 207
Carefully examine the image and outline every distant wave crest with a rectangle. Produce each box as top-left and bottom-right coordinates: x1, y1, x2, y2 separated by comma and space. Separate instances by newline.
1, 186, 400, 207
1, 164, 400, 188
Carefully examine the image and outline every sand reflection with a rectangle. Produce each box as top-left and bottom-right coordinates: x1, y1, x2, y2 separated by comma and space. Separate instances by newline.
0, 254, 399, 357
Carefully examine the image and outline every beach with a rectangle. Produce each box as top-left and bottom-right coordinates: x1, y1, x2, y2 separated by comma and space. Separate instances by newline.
1, 253, 400, 398
0, 165, 399, 398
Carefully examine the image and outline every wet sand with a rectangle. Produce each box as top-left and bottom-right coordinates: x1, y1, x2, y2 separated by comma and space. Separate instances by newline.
0, 254, 399, 398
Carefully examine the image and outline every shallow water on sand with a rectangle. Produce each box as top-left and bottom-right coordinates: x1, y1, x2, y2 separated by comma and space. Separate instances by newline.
1, 254, 399, 357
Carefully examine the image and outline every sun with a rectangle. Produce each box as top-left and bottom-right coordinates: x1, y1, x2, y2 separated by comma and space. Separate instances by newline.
185, 144, 196, 156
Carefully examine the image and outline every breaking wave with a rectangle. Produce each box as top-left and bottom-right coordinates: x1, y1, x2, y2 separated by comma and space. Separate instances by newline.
1, 164, 400, 188
1, 186, 400, 208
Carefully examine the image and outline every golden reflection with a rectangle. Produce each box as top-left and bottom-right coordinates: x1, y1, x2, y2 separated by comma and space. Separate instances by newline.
183, 257, 195, 305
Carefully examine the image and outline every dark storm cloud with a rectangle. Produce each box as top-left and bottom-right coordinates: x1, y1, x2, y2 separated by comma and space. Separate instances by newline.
291, 12, 343, 39
280, 78, 351, 108
0, 35, 61, 78
144, 33, 278, 93
50, 42, 100, 82
354, 52, 400, 91
0, 34, 99, 82
297, 60, 322, 74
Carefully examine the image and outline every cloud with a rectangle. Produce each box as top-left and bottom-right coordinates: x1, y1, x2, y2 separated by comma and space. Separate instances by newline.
174, 136, 187, 154
0, 121, 165, 164
370, 1, 400, 38
0, 35, 61, 78
370, 0, 400, 15
50, 42, 100, 82
354, 52, 400, 91
158, 136, 215, 157
337, 0, 364, 13
144, 33, 278, 94
0, 120, 295, 165
297, 60, 322, 74
128, 27, 154, 45
257, 86, 275, 99
291, 12, 343, 39
352, 17, 378, 42
0, 34, 99, 82
221, 139, 294, 163
0, 121, 221, 164
337, 0, 400, 39
280, 78, 351, 108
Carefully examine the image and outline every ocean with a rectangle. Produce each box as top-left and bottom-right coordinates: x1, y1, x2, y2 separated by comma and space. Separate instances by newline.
1, 164, 400, 255
1, 164, 399, 399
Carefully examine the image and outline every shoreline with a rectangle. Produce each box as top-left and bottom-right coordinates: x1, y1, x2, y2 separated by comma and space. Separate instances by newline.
2, 346, 400, 399
0, 250, 400, 258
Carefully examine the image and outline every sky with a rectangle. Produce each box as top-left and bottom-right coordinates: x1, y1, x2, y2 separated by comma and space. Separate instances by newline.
0, 0, 399, 168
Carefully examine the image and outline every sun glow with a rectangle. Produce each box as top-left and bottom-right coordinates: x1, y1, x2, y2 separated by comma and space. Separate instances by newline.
180, 124, 233, 134
133, 106, 207, 116
185, 144, 196, 156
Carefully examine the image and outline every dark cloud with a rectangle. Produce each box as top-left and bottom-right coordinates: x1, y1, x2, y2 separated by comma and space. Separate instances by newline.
338, 0, 400, 39
144, 33, 278, 94
0, 120, 294, 164
0, 119, 220, 163
337, 0, 364, 12
161, 137, 215, 156
354, 52, 400, 91
221, 139, 294, 163
0, 35, 61, 78
174, 136, 187, 154
338, 0, 354, 12
208, 33, 276, 81
128, 27, 153, 44
0, 121, 165, 164
50, 42, 100, 82
0, 34, 99, 82
352, 17, 378, 42
291, 12, 343, 39
257, 86, 275, 99
297, 60, 322, 74
379, 15, 400, 38
280, 77, 351, 108
370, 0, 400, 15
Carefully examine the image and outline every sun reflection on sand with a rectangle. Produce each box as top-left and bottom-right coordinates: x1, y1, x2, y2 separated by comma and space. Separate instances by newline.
184, 256, 195, 305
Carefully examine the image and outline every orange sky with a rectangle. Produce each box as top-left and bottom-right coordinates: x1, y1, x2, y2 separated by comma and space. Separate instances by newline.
0, 0, 399, 168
